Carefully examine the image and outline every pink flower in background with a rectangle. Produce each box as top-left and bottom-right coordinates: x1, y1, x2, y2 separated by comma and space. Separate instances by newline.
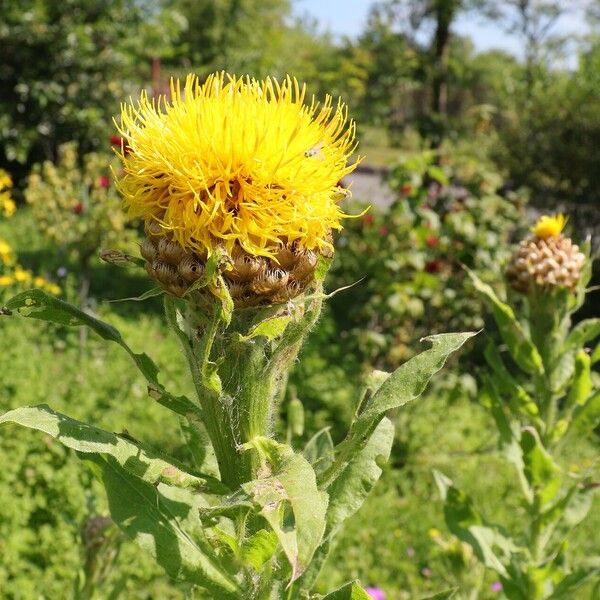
379, 225, 389, 236
491, 581, 503, 593
366, 587, 386, 600
73, 202, 84, 215
98, 175, 110, 188
363, 214, 374, 226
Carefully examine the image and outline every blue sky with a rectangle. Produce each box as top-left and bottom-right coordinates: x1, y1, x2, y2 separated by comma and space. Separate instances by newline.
292, 0, 587, 60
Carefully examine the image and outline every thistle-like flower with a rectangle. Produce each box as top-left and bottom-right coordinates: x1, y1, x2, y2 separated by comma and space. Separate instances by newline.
506, 214, 585, 293
114, 72, 358, 305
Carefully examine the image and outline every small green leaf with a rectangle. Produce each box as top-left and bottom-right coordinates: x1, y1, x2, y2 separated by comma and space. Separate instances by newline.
2, 289, 198, 417
520, 428, 561, 508
565, 350, 592, 411
548, 566, 600, 599
236, 314, 293, 342
303, 428, 334, 477
564, 390, 600, 441
242, 438, 328, 582
565, 318, 600, 351
321, 580, 372, 599
240, 529, 279, 571
427, 164, 449, 185
468, 271, 543, 375
86, 455, 240, 597
0, 405, 226, 494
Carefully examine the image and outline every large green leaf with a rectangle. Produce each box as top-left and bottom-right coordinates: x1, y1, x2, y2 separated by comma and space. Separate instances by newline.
468, 271, 543, 375
0, 405, 226, 494
322, 332, 475, 488
320, 581, 372, 599
2, 289, 198, 417
434, 471, 521, 578
565, 350, 592, 411
86, 455, 240, 597
242, 438, 328, 582
325, 417, 394, 535
520, 428, 561, 509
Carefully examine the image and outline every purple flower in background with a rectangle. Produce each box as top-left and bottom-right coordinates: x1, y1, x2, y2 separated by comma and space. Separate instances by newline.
366, 587, 386, 600
57, 267, 68, 278
491, 581, 503, 593
421, 567, 432, 578
406, 546, 415, 557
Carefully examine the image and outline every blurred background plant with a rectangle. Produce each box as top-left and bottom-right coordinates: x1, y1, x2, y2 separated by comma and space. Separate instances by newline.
25, 142, 136, 306
1, 0, 600, 597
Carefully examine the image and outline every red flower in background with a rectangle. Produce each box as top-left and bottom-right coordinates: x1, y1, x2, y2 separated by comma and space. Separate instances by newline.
98, 175, 110, 188
73, 202, 85, 215
110, 135, 131, 156
425, 260, 441, 273
400, 183, 413, 195
379, 225, 389, 236
426, 234, 439, 248
362, 214, 374, 226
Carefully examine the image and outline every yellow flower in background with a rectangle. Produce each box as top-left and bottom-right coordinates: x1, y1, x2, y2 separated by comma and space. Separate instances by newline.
115, 72, 359, 258
0, 239, 15, 266
34, 276, 46, 287
428, 528, 441, 540
0, 170, 12, 190
1, 195, 16, 218
13, 268, 32, 282
0, 275, 13, 286
532, 214, 566, 239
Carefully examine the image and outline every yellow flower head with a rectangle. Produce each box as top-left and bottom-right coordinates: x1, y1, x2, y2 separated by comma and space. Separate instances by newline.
115, 72, 358, 258
532, 214, 567, 239
1, 195, 16, 218
0, 170, 12, 191
0, 275, 13, 286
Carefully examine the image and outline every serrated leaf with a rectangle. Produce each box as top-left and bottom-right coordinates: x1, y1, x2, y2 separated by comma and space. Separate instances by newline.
468, 271, 543, 375
0, 405, 226, 494
2, 289, 198, 417
520, 428, 561, 508
85, 455, 240, 597
303, 428, 334, 477
321, 581, 372, 599
325, 417, 394, 535
242, 438, 328, 582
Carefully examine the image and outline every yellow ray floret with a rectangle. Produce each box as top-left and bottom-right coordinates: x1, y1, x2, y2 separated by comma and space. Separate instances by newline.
532, 214, 567, 239
114, 72, 359, 258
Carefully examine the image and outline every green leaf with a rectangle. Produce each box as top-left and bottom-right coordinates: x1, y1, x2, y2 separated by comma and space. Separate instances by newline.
484, 342, 538, 417
548, 566, 600, 599
323, 333, 475, 489
565, 318, 600, 351
235, 314, 293, 342
0, 405, 226, 494
2, 289, 198, 417
303, 428, 335, 477
468, 271, 543, 375
564, 390, 600, 441
242, 438, 328, 582
240, 529, 279, 571
427, 164, 449, 185
480, 383, 532, 504
520, 428, 561, 508
565, 350, 592, 411
590, 341, 600, 365
321, 581, 372, 599
434, 471, 521, 578
325, 417, 394, 535
356, 332, 476, 434
86, 455, 240, 597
